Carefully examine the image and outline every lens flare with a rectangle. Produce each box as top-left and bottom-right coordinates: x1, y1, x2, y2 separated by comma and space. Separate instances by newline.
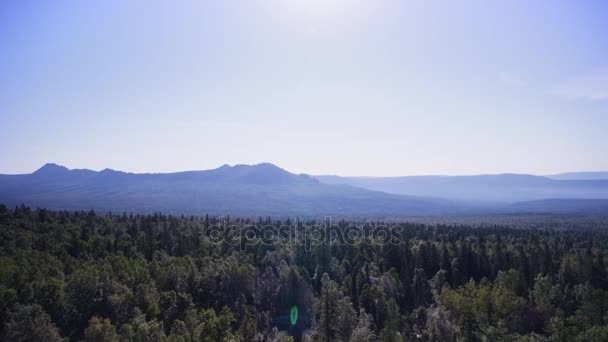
290, 305, 299, 326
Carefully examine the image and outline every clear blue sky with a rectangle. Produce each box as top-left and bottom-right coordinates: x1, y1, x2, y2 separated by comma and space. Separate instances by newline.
1, 0, 607, 176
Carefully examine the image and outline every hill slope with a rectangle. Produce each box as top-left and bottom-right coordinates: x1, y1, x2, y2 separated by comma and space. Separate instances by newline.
315, 174, 608, 202
546, 172, 608, 181
0, 163, 468, 216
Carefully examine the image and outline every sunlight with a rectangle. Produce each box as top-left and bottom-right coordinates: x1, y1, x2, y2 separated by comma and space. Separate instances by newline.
285, 0, 349, 17
273, 0, 371, 33
277, 0, 368, 21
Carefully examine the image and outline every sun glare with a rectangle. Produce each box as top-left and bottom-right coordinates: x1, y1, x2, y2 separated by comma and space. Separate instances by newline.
289, 0, 348, 17
279, 0, 362, 19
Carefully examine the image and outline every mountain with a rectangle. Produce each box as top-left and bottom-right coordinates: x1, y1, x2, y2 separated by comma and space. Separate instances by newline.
0, 163, 469, 217
315, 174, 608, 203
508, 199, 608, 214
546, 172, 608, 181
2, 164, 607, 216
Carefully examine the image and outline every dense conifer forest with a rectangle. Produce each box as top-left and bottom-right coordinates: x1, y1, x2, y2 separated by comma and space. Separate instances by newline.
2, 204, 608, 341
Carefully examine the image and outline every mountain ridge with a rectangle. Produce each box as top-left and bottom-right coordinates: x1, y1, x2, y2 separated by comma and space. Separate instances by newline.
315, 174, 608, 202
2, 163, 608, 216
547, 171, 608, 181
0, 163, 467, 217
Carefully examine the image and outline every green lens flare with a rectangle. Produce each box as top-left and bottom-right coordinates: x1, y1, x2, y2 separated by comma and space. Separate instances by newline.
290, 306, 298, 326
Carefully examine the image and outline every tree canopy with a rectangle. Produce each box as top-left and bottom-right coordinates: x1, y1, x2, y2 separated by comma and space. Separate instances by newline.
1, 204, 608, 341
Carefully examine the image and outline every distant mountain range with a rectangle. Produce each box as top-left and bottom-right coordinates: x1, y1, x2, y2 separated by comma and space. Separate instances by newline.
546, 172, 608, 181
0, 163, 467, 216
315, 174, 608, 202
0, 163, 607, 216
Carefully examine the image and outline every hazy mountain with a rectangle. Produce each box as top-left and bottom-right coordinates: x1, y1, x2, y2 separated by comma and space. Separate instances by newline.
0, 163, 470, 217
546, 172, 608, 181
508, 199, 608, 214
2, 164, 607, 216
315, 174, 608, 202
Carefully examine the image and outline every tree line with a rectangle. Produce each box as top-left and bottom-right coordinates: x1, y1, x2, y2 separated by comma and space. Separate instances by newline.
1, 204, 608, 341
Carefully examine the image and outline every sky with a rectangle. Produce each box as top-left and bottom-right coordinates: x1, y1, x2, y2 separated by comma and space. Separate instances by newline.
1, 0, 607, 176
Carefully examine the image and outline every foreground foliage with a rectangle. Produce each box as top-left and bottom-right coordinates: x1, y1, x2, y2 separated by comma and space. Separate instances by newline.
1, 205, 608, 341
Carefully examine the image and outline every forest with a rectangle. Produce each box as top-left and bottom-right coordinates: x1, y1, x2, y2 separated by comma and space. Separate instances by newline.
2, 204, 608, 341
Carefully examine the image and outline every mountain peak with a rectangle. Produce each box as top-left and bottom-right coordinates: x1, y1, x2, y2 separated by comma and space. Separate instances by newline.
100, 168, 120, 173
34, 163, 69, 175
227, 163, 292, 185
249, 162, 285, 171
204, 162, 318, 185
254, 162, 279, 167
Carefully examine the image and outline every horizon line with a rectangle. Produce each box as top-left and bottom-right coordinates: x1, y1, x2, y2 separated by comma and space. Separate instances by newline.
1, 162, 607, 179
